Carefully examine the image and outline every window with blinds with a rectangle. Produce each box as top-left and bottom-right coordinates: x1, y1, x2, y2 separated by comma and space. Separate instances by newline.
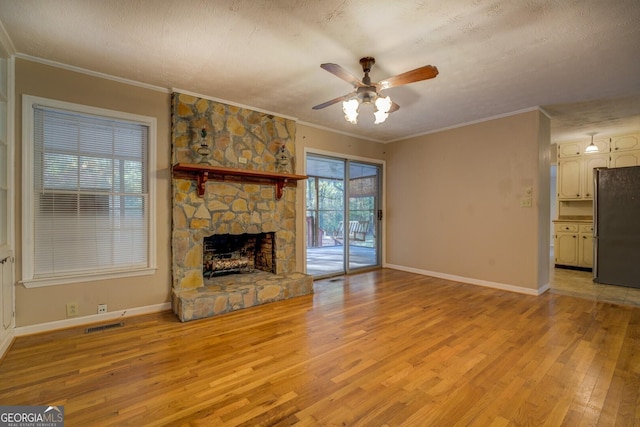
23, 96, 156, 285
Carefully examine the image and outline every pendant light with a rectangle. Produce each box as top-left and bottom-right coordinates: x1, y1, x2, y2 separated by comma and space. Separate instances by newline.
585, 133, 599, 153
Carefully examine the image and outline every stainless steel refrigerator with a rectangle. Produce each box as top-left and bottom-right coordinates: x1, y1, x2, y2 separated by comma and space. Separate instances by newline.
593, 166, 640, 288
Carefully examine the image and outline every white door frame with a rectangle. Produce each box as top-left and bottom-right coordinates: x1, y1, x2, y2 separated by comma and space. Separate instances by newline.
0, 33, 16, 358
302, 147, 386, 275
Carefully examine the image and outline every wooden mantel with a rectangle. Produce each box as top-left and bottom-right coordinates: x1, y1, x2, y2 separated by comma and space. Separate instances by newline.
172, 163, 307, 199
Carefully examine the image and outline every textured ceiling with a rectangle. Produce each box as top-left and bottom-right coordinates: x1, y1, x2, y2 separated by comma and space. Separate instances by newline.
1, 0, 639, 143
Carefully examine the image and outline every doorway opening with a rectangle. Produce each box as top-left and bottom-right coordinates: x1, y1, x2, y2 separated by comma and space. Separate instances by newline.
305, 153, 381, 277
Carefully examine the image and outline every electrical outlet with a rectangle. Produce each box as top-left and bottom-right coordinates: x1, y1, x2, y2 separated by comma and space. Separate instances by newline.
66, 302, 79, 318
98, 304, 107, 314
520, 197, 533, 208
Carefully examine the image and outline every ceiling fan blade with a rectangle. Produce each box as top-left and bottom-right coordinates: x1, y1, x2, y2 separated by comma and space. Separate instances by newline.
312, 92, 356, 110
320, 63, 366, 87
379, 65, 439, 89
389, 102, 400, 113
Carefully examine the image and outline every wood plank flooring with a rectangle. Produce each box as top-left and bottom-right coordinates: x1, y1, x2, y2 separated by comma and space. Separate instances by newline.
1, 268, 639, 426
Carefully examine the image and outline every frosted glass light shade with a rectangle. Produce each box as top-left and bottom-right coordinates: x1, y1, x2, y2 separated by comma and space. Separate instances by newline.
374, 110, 389, 124
375, 96, 392, 113
342, 99, 359, 124
585, 142, 599, 153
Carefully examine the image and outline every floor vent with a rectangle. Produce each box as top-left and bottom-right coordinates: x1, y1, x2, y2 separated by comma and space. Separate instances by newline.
85, 322, 124, 334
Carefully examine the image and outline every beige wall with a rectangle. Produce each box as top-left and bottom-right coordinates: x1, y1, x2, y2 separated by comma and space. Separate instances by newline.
295, 124, 388, 162
385, 110, 550, 292
536, 113, 551, 290
14, 59, 172, 326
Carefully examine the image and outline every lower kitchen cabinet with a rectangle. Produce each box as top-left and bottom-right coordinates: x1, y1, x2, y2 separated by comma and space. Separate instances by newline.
578, 224, 594, 267
554, 222, 593, 269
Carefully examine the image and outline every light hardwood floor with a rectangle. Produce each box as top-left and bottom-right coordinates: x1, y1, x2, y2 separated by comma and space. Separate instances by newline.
1, 269, 639, 426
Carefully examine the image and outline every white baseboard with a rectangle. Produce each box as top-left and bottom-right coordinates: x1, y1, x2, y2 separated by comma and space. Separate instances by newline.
384, 264, 548, 296
0, 330, 15, 360
15, 302, 172, 337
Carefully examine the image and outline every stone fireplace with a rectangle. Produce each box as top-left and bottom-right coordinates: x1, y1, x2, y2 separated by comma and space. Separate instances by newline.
170, 93, 313, 322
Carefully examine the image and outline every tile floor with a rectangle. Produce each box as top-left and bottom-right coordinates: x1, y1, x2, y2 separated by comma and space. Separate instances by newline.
550, 265, 640, 307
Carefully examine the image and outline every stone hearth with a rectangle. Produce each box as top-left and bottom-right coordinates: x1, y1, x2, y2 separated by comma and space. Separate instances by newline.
170, 93, 313, 322
173, 271, 311, 321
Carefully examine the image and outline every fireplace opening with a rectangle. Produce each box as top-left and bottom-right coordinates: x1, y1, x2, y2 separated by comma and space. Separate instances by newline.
203, 232, 276, 277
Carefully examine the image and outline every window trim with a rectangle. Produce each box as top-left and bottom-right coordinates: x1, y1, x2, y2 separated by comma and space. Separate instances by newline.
21, 95, 157, 288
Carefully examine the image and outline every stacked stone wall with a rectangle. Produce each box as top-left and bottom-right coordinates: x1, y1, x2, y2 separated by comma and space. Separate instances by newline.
171, 93, 298, 290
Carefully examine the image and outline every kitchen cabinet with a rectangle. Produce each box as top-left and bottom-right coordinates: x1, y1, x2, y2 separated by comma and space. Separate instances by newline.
554, 222, 593, 269
557, 142, 583, 158
557, 158, 581, 199
609, 149, 640, 168
582, 154, 609, 198
608, 133, 640, 167
578, 224, 594, 268
557, 138, 609, 158
557, 152, 607, 200
557, 139, 609, 200
555, 226, 579, 266
610, 133, 640, 152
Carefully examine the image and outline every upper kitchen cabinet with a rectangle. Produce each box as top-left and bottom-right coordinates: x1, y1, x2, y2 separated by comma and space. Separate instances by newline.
557, 153, 608, 200
610, 133, 640, 152
557, 133, 640, 201
557, 138, 609, 159
609, 133, 640, 168
556, 138, 609, 200
610, 150, 640, 168
582, 153, 609, 198
557, 141, 583, 158
557, 157, 581, 199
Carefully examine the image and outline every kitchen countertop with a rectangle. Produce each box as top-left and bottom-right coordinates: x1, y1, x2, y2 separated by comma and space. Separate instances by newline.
553, 217, 593, 223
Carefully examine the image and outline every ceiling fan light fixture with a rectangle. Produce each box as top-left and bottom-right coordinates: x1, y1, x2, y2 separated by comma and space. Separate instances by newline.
375, 95, 392, 113
585, 134, 599, 153
374, 109, 389, 124
343, 99, 359, 124
314, 57, 439, 125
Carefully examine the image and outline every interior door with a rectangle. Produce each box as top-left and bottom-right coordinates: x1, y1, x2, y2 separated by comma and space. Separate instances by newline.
305, 153, 381, 277
0, 51, 14, 344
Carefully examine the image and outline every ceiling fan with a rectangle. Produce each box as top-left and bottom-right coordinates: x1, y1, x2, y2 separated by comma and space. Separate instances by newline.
312, 57, 439, 124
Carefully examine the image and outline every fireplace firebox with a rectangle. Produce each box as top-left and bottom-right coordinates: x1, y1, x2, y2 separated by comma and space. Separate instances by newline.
203, 233, 276, 277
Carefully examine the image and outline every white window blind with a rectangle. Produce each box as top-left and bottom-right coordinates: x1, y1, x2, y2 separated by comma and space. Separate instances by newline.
32, 105, 149, 279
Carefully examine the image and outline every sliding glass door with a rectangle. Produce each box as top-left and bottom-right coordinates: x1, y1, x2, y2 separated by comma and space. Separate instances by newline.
305, 153, 381, 277
347, 162, 379, 271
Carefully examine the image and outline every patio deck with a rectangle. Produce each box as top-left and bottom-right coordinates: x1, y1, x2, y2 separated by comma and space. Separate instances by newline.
306, 244, 377, 276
